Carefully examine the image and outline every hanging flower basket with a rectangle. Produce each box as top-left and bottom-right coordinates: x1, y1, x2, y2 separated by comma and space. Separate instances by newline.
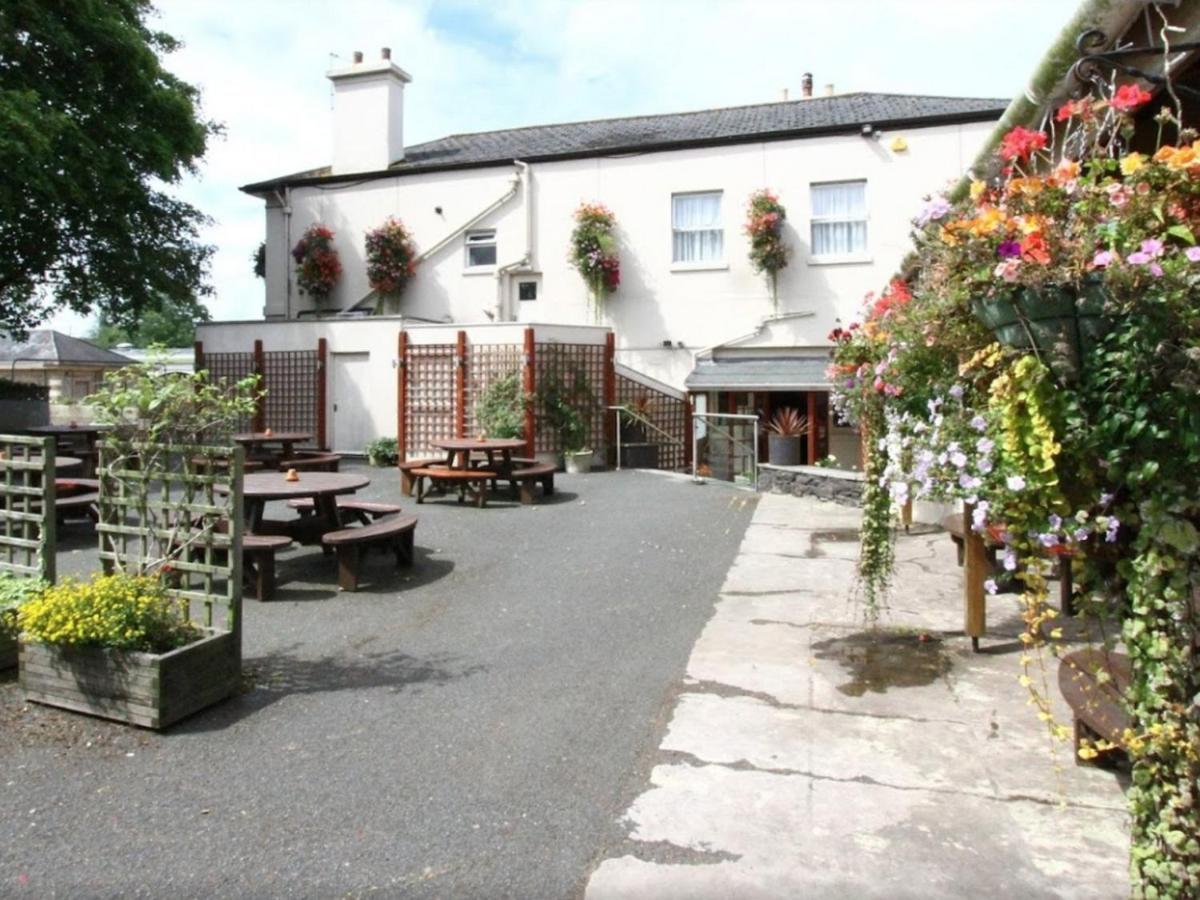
970, 280, 1115, 375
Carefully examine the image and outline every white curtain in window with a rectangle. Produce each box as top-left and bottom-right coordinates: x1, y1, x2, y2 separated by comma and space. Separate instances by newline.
673, 193, 723, 262
811, 182, 867, 257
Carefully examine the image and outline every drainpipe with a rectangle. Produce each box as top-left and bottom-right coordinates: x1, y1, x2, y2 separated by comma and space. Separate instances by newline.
493, 160, 533, 322
273, 188, 293, 319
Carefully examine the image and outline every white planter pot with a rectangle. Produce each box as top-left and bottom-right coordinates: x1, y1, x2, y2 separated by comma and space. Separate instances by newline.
564, 451, 593, 474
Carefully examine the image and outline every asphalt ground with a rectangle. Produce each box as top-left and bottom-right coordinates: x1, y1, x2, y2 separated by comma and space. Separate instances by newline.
0, 463, 757, 899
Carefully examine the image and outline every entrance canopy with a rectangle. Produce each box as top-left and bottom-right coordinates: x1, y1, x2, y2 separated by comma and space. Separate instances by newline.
684, 355, 830, 392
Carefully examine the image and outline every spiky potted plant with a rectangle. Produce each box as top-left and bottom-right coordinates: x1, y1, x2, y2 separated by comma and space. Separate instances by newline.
765, 407, 809, 466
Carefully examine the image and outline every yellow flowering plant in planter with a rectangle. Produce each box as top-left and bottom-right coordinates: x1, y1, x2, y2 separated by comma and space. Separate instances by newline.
834, 76, 1200, 893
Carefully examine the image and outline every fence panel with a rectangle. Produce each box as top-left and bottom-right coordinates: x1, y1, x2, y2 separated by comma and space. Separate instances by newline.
203, 352, 256, 435
466, 343, 524, 438
615, 373, 689, 471
0, 435, 55, 582
262, 350, 319, 442
406, 344, 457, 455
534, 343, 607, 453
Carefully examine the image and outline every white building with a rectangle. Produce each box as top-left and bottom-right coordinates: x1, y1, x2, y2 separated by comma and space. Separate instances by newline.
223, 50, 1006, 464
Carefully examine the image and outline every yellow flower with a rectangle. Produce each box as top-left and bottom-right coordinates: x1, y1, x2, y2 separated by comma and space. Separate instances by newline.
1119, 152, 1146, 175
1008, 176, 1044, 196
969, 180, 986, 201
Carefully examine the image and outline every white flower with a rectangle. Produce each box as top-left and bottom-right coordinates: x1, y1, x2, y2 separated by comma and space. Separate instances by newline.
1006, 475, 1026, 491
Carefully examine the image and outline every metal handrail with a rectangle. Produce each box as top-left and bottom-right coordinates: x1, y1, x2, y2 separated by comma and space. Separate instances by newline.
606, 405, 686, 470
691, 412, 759, 489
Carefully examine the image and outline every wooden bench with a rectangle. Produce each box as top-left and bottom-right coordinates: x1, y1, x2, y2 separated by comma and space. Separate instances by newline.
321, 514, 418, 591
242, 534, 293, 602
286, 496, 402, 525
411, 467, 496, 508
507, 463, 556, 504
398, 458, 444, 497
278, 452, 342, 473
56, 490, 99, 523
1058, 649, 1131, 768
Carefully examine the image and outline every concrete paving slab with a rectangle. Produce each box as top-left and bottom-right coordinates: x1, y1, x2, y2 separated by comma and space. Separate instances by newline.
586, 491, 1130, 898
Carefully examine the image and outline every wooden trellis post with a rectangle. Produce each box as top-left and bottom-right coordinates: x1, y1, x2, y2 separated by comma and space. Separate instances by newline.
397, 331, 409, 461
603, 333, 616, 457
316, 338, 328, 450
523, 328, 536, 457
455, 330, 468, 438
252, 339, 266, 432
963, 502, 988, 651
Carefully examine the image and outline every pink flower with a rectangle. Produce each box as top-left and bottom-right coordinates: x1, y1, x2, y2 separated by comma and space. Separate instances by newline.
1092, 250, 1115, 268
1106, 183, 1131, 208
1140, 238, 1164, 258
993, 259, 1021, 282
1149, 262, 1164, 277
1185, 247, 1200, 263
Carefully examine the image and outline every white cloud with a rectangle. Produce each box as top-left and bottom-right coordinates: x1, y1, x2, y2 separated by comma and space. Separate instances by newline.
52, 0, 1080, 335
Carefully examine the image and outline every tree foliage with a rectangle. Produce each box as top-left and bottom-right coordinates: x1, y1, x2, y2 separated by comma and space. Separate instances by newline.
91, 296, 211, 348
0, 1, 217, 338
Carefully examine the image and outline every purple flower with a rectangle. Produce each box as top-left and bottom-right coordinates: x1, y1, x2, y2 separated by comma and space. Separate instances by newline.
1073, 527, 1091, 542
1038, 532, 1060, 548
1186, 247, 1200, 263
948, 384, 964, 400
997, 240, 1022, 259
960, 473, 981, 490
1092, 250, 1114, 268
1048, 513, 1062, 530
972, 502, 989, 531
1003, 549, 1017, 571
950, 451, 968, 469
1099, 492, 1114, 506
916, 195, 951, 226
978, 458, 994, 474
1006, 475, 1027, 491
984, 578, 998, 595
970, 415, 987, 432
1105, 516, 1121, 543
976, 437, 995, 455
1127, 251, 1151, 265
1140, 238, 1164, 257
1149, 262, 1163, 277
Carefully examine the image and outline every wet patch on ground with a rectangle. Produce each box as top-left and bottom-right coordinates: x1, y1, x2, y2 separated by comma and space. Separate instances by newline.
810, 629, 953, 697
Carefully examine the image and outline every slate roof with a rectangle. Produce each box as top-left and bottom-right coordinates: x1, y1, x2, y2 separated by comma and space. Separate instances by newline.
243, 92, 1008, 193
0, 330, 132, 366
685, 356, 833, 390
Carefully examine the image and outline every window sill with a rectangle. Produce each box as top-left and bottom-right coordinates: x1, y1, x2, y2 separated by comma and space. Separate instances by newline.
670, 261, 729, 273
463, 267, 497, 277
808, 255, 872, 267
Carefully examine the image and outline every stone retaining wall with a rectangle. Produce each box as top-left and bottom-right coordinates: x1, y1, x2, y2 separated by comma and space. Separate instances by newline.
758, 464, 864, 506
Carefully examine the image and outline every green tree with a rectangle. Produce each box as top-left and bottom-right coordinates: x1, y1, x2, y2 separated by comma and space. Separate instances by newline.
0, 1, 217, 338
91, 297, 211, 348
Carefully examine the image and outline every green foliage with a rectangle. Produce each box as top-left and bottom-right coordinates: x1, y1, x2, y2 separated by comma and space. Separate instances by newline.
364, 436, 398, 466
252, 241, 266, 279
87, 355, 260, 448
539, 371, 593, 453
0, 0, 217, 338
91, 296, 211, 348
0, 572, 45, 640
0, 378, 48, 401
568, 202, 619, 320
475, 372, 528, 440
18, 572, 199, 653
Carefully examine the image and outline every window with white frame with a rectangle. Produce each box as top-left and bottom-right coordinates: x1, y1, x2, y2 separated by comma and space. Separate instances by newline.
810, 181, 868, 259
672, 192, 723, 263
464, 229, 497, 268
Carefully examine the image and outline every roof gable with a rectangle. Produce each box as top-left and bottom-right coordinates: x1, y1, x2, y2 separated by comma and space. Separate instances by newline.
0, 330, 132, 365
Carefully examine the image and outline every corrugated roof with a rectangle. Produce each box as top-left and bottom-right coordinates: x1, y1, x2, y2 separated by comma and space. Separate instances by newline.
685, 356, 832, 390
242, 92, 1008, 192
0, 330, 132, 366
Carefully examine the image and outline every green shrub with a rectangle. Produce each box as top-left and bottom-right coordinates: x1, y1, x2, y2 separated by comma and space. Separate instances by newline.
0, 572, 45, 640
0, 378, 49, 401
365, 436, 399, 466
18, 573, 200, 653
475, 372, 528, 439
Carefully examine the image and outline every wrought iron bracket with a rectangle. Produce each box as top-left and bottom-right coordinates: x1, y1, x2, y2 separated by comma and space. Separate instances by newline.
1071, 27, 1200, 100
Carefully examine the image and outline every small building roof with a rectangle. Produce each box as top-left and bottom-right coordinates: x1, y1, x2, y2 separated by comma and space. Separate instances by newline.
685, 356, 832, 391
243, 92, 1009, 193
0, 330, 132, 366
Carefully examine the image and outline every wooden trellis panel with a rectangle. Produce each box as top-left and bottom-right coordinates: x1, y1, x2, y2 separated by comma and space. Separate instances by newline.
0, 435, 55, 582
616, 373, 690, 471
466, 344, 523, 438
405, 344, 457, 455
96, 443, 243, 639
263, 350, 319, 442
204, 352, 256, 434
534, 343, 606, 453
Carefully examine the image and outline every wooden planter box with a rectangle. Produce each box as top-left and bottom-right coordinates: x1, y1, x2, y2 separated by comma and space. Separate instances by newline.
0, 633, 16, 670
19, 629, 239, 730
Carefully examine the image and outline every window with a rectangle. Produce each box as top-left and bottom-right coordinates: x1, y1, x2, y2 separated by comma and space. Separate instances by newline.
518, 281, 537, 301
672, 192, 723, 263
464, 229, 497, 268
810, 181, 868, 259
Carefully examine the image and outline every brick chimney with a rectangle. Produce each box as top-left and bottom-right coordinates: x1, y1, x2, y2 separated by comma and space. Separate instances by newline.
327, 48, 412, 175
801, 73, 813, 98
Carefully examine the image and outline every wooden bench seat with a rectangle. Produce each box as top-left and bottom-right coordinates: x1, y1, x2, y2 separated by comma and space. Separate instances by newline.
278, 452, 342, 473
507, 463, 556, 504
286, 496, 402, 525
1058, 649, 1131, 768
411, 467, 496, 508
398, 458, 444, 496
55, 491, 99, 523
321, 514, 418, 591
242, 534, 293, 602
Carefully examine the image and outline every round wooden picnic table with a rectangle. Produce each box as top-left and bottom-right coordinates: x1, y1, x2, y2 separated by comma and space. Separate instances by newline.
219, 470, 369, 543
432, 437, 528, 473
232, 431, 313, 464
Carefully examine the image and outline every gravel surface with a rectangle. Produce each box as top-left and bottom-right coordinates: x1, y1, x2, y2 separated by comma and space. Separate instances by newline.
0, 464, 756, 899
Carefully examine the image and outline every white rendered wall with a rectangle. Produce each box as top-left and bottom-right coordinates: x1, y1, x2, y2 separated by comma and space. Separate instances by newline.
257, 119, 995, 390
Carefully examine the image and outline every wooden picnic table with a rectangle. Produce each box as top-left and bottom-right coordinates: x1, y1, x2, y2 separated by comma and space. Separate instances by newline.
27, 425, 107, 475
219, 470, 369, 544
432, 437, 528, 476
232, 431, 313, 465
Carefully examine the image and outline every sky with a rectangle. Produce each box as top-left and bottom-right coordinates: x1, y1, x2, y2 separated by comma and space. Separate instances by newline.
53, 0, 1085, 336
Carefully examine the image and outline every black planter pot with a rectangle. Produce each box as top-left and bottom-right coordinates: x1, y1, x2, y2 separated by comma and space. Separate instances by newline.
621, 442, 659, 469
767, 434, 803, 466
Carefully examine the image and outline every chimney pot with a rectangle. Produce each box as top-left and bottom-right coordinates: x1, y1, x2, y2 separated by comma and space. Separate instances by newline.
824, 83, 835, 96
381, 47, 391, 60
801, 73, 813, 98
353, 50, 363, 64
782, 87, 789, 101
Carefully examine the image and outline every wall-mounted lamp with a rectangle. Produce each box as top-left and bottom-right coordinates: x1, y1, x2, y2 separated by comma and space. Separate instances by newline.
860, 123, 879, 140
434, 205, 443, 215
